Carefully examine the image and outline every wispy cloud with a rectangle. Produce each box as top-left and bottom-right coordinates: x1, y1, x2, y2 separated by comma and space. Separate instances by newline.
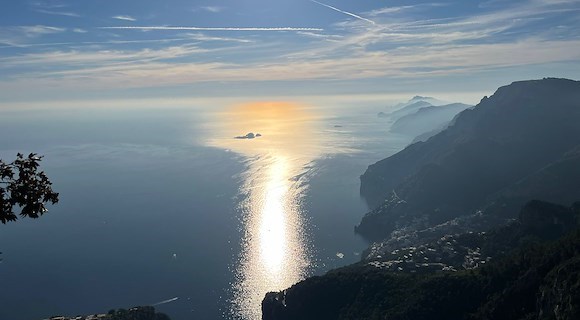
73, 28, 87, 33
0, 25, 66, 46
366, 6, 415, 17
296, 31, 344, 42
0, 25, 67, 47
0, 37, 197, 49
112, 15, 137, 22
2, 0, 580, 98
34, 9, 80, 17
309, 0, 580, 56
310, 0, 375, 25
366, 3, 449, 17
200, 6, 223, 13
0, 44, 211, 68
29, 1, 80, 17
185, 33, 253, 43
4, 37, 579, 86
100, 26, 324, 32
29, 1, 67, 9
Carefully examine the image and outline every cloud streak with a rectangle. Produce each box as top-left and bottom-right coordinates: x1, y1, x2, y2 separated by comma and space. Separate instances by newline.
5, 38, 579, 85
185, 33, 253, 43
200, 6, 223, 13
310, 0, 375, 25
100, 26, 324, 31
112, 15, 137, 22
0, 37, 195, 49
0, 25, 67, 46
35, 9, 81, 17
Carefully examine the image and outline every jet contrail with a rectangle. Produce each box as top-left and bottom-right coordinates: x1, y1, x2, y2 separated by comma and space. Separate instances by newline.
152, 297, 179, 306
100, 26, 324, 31
309, 0, 376, 25
0, 38, 193, 49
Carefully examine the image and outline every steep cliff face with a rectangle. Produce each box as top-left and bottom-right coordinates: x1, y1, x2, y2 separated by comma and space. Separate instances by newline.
262, 79, 580, 319
538, 257, 580, 320
496, 146, 580, 206
262, 201, 580, 320
359, 78, 580, 240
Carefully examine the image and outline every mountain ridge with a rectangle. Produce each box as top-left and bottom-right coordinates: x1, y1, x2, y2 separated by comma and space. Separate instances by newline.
390, 102, 472, 136
358, 78, 580, 240
261, 78, 580, 320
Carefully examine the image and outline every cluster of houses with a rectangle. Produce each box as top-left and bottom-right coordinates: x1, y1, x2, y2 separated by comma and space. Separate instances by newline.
366, 233, 491, 273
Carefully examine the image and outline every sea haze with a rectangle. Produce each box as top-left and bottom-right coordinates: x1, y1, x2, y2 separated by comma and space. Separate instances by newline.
0, 97, 411, 320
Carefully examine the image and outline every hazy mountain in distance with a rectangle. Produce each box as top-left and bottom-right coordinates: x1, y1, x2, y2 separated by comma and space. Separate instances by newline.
388, 100, 432, 119
390, 103, 472, 137
358, 78, 580, 240
392, 95, 447, 110
386, 96, 448, 120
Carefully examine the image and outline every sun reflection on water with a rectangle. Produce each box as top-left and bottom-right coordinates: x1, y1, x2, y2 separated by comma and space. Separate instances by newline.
206, 101, 321, 319
259, 158, 288, 274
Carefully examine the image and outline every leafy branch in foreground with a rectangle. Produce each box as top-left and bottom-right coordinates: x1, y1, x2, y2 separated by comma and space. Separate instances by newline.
0, 153, 59, 224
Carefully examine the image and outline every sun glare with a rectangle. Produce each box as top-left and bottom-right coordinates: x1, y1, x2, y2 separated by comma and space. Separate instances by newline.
212, 101, 317, 319
259, 158, 288, 275
207, 101, 323, 159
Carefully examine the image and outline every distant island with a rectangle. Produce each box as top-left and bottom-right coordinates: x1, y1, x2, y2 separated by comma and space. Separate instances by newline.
262, 78, 580, 320
377, 95, 472, 139
234, 132, 262, 139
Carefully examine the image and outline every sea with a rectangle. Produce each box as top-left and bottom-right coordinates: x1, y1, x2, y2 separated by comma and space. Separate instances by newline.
0, 96, 412, 320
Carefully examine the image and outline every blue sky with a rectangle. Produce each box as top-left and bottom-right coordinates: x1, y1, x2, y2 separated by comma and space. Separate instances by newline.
1, 0, 579, 103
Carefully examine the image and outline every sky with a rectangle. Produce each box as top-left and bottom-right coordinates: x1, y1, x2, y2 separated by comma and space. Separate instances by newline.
1, 0, 579, 104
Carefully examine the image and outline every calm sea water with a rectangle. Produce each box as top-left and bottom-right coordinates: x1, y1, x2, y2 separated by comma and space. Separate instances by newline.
0, 98, 410, 320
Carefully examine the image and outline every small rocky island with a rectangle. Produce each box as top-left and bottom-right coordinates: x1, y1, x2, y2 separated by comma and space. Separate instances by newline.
234, 132, 262, 139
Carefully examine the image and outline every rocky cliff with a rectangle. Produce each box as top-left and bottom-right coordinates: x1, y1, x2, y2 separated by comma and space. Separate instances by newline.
262, 78, 580, 320
262, 200, 580, 320
358, 78, 580, 241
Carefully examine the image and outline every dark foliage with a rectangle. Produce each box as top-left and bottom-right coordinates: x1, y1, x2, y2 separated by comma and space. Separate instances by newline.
263, 200, 580, 320
0, 153, 59, 224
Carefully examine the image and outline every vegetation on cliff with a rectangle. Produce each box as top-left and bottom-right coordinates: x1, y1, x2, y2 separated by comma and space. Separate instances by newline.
106, 307, 171, 320
263, 200, 580, 320
47, 306, 171, 320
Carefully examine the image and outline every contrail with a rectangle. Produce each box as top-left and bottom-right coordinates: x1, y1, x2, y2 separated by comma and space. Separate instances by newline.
112, 15, 137, 22
152, 297, 179, 306
0, 38, 193, 49
100, 26, 324, 31
309, 0, 376, 25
